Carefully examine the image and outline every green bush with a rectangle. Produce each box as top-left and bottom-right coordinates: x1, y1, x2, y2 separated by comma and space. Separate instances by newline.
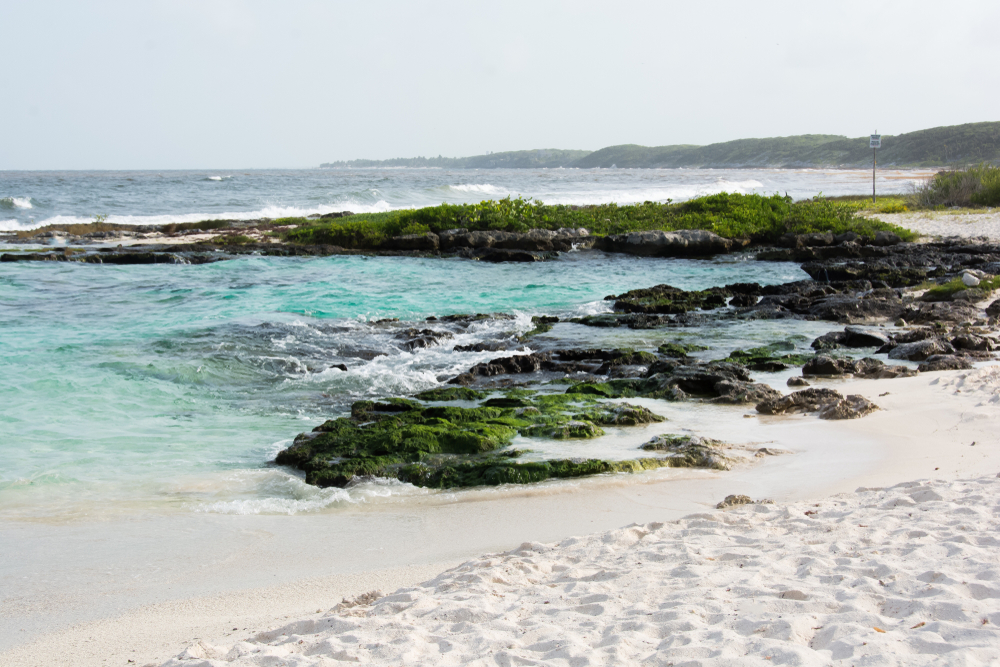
911, 164, 1000, 208
285, 193, 918, 249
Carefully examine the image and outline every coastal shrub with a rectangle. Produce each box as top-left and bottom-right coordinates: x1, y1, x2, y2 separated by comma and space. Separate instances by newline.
284, 192, 917, 249
911, 164, 1000, 208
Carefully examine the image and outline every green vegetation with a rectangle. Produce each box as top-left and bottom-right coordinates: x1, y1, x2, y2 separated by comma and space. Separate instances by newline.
657, 342, 709, 357
922, 275, 1000, 302
723, 342, 814, 371
284, 192, 917, 249
321, 122, 1000, 170
210, 234, 254, 245
275, 390, 678, 489
910, 164, 1000, 208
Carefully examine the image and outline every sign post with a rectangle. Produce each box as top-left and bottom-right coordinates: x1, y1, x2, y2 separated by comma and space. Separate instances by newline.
870, 132, 881, 203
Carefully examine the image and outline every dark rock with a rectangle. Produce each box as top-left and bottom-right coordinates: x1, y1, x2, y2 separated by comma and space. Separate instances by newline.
902, 301, 981, 324
608, 284, 729, 315
818, 395, 880, 419
843, 326, 892, 347
381, 233, 439, 251
951, 334, 993, 351
872, 231, 902, 247
888, 339, 954, 361
729, 293, 758, 308
787, 377, 810, 387
332, 363, 349, 372
395, 328, 453, 351
756, 388, 844, 415
460, 352, 550, 379
917, 355, 974, 372
475, 248, 549, 263
710, 380, 782, 405
598, 229, 735, 257
802, 356, 882, 377
811, 331, 846, 350
716, 494, 754, 509
986, 300, 1000, 318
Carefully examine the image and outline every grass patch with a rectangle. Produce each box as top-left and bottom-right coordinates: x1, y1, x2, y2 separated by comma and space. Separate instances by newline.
922, 275, 1000, 301
284, 192, 918, 249
910, 164, 1000, 208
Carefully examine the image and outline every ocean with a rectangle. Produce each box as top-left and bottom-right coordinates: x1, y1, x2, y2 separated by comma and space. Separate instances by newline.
0, 167, 929, 519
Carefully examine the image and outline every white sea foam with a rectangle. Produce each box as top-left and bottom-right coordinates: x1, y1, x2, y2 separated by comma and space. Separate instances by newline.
0, 200, 397, 231
196, 469, 429, 515
206, 175, 233, 181
448, 183, 509, 195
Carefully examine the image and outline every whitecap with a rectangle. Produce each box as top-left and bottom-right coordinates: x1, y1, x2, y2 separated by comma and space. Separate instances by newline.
1, 196, 33, 209
449, 183, 509, 195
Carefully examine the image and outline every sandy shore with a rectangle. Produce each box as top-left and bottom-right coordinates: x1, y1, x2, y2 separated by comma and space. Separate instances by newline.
166, 474, 1000, 666
871, 209, 1000, 241
3, 363, 1000, 666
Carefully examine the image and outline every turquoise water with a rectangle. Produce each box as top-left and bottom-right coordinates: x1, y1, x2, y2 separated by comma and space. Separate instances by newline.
0, 252, 813, 517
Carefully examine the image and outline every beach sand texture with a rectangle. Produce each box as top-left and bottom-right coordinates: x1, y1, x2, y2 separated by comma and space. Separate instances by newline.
166, 474, 1000, 667
872, 209, 1000, 241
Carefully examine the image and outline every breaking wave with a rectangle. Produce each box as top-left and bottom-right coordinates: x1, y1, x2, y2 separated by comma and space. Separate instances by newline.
1, 196, 34, 209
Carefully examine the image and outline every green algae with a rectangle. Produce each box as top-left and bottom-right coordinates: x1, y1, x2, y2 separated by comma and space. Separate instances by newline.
723, 342, 815, 371
276, 387, 703, 489
608, 285, 730, 315
657, 342, 709, 357
414, 387, 487, 402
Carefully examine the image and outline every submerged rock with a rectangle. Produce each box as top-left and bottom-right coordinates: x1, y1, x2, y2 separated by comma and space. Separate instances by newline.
639, 434, 732, 470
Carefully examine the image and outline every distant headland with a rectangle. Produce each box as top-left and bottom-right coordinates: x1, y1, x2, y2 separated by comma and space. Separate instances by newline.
321, 121, 1000, 170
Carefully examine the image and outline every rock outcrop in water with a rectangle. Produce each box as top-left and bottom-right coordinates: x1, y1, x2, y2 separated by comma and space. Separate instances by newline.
273, 390, 743, 489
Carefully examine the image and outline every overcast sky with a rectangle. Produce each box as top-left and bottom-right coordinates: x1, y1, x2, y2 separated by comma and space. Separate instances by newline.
3, 0, 998, 169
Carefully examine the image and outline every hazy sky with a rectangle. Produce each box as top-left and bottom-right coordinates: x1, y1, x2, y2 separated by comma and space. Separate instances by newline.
3, 0, 998, 169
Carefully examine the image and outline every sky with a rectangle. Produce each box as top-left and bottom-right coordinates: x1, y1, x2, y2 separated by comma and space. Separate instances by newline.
3, 0, 999, 169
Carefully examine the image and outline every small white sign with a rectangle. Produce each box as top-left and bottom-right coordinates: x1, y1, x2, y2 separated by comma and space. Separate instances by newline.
870, 134, 882, 149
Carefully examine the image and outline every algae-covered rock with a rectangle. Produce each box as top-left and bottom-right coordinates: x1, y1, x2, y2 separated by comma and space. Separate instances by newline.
414, 387, 487, 402
724, 342, 813, 371
572, 403, 665, 426
639, 434, 733, 470
608, 284, 729, 315
657, 342, 709, 358
277, 392, 682, 489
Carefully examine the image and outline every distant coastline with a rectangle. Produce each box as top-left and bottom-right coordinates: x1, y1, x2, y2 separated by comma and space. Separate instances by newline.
321, 120, 1000, 170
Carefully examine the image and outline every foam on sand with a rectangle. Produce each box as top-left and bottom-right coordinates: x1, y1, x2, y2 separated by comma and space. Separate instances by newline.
165, 475, 1000, 666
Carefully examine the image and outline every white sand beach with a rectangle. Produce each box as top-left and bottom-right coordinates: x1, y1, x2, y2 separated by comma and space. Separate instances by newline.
166, 474, 1000, 666
3, 361, 1000, 667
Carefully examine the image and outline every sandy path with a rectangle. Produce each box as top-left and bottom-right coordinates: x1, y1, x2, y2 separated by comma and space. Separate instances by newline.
874, 210, 1000, 241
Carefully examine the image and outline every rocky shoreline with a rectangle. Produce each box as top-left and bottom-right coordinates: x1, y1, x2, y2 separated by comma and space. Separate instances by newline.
8, 221, 999, 491
271, 233, 1000, 489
